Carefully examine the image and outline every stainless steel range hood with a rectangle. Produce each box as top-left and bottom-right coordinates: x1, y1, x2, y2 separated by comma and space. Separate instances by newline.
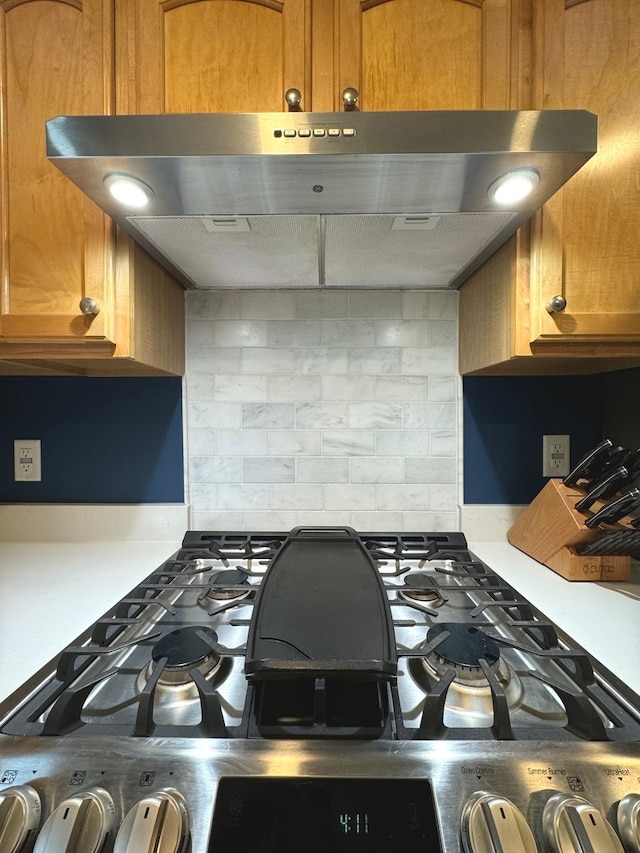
46, 110, 597, 290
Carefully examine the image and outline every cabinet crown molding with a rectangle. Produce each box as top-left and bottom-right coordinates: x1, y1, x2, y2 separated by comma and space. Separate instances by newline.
161, 0, 284, 11
1, 0, 82, 9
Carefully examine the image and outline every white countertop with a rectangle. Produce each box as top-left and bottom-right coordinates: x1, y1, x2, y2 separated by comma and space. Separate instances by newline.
0, 538, 638, 704
468, 542, 640, 698
0, 541, 182, 703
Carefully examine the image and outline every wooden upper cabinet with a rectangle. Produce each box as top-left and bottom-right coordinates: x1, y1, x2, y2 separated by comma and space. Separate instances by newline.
118, 0, 312, 114
0, 0, 115, 351
121, 0, 518, 115
460, 0, 640, 374
330, 0, 522, 113
528, 0, 640, 352
0, 0, 184, 375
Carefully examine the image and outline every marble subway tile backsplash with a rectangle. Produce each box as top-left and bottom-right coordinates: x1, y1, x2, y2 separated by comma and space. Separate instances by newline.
185, 290, 460, 531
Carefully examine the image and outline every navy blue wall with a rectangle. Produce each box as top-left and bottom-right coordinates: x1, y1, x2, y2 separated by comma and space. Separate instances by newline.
1, 366, 636, 507
463, 374, 605, 504
0, 377, 183, 503
601, 366, 640, 450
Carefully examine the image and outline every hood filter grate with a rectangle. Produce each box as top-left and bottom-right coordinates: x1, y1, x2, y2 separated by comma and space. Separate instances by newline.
323, 212, 516, 288
128, 212, 517, 289
128, 215, 320, 289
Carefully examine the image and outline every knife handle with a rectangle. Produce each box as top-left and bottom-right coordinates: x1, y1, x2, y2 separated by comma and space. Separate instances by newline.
576, 529, 640, 555
623, 448, 640, 483
574, 465, 629, 513
579, 446, 629, 489
563, 438, 613, 487
584, 487, 640, 528
585, 446, 630, 484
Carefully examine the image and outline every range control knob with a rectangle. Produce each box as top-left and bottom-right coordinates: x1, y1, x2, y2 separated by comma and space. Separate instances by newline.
114, 789, 189, 853
0, 784, 41, 853
461, 791, 537, 853
543, 793, 624, 853
618, 794, 640, 852
34, 787, 115, 853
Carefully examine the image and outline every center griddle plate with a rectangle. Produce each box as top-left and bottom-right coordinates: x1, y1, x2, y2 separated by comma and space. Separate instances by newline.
245, 527, 396, 680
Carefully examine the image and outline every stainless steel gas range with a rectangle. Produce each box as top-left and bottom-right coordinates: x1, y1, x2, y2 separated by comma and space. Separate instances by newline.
1, 527, 639, 853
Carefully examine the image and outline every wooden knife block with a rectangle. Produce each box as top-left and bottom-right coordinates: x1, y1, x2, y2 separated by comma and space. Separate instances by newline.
507, 479, 631, 582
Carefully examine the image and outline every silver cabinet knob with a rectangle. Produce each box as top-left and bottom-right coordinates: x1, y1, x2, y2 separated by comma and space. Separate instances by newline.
617, 794, 640, 852
0, 784, 41, 853
79, 297, 101, 316
114, 789, 189, 853
284, 88, 302, 111
34, 788, 115, 853
543, 793, 624, 853
342, 87, 359, 111
461, 792, 537, 853
546, 295, 567, 314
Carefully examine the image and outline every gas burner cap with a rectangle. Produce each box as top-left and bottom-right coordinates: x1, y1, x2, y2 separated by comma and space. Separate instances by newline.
426, 623, 500, 677
152, 626, 219, 670
400, 573, 442, 603
147, 626, 225, 689
201, 569, 250, 601
139, 627, 231, 694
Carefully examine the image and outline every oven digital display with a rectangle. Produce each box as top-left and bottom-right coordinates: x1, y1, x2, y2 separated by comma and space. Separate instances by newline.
208, 778, 442, 851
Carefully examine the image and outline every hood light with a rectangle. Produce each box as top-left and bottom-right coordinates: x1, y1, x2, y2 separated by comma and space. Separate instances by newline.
104, 174, 154, 209
489, 168, 540, 205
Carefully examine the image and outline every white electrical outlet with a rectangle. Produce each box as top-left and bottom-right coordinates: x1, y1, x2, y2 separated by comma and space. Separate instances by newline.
14, 439, 42, 482
543, 434, 570, 478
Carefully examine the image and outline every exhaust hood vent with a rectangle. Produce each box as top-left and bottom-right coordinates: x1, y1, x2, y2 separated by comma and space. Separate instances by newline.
127, 212, 518, 289
45, 110, 597, 290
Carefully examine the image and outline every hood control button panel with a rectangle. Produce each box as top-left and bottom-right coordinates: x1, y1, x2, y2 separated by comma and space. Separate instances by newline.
272, 127, 355, 139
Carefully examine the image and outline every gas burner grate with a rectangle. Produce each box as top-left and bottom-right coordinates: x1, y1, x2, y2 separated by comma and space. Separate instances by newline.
2, 528, 639, 744
6, 550, 257, 738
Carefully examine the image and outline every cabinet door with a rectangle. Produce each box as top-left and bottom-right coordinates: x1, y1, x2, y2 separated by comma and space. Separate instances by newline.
119, 0, 311, 114
0, 0, 116, 353
528, 0, 640, 352
331, 0, 524, 113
